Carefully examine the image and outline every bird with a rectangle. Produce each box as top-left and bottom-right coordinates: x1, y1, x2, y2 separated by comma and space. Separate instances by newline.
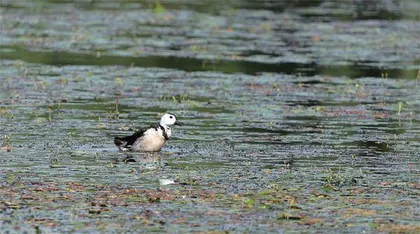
114, 113, 181, 152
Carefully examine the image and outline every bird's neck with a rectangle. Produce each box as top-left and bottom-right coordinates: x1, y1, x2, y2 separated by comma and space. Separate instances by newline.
159, 123, 171, 129
159, 124, 172, 140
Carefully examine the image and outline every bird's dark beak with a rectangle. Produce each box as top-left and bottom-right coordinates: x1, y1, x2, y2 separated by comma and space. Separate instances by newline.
175, 121, 182, 126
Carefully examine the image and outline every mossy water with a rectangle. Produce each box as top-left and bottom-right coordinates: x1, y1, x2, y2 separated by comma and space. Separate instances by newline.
1, 0, 419, 233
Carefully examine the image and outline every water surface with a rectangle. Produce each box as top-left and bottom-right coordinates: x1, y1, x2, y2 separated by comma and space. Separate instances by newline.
1, 0, 419, 233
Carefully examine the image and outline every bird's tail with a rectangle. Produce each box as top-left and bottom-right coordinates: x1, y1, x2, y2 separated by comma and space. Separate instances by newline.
114, 136, 129, 151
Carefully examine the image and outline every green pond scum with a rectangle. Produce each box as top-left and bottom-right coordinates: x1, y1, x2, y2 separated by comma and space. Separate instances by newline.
1, 0, 419, 233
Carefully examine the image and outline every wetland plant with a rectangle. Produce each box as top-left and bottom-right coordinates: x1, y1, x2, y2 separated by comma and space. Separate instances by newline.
325, 167, 344, 187
106, 93, 120, 119
397, 102, 403, 115
153, 1, 166, 14
325, 166, 365, 189
172, 94, 189, 103
0, 108, 14, 119
416, 70, 420, 99
47, 106, 52, 121
1, 135, 12, 152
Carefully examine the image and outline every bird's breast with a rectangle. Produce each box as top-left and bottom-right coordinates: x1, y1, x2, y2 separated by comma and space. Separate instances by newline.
134, 128, 166, 152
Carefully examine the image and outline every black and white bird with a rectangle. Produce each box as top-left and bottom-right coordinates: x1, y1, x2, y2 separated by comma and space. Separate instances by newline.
114, 113, 181, 152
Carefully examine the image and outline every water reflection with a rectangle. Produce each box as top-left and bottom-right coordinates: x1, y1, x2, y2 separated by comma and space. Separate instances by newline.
2, 46, 418, 79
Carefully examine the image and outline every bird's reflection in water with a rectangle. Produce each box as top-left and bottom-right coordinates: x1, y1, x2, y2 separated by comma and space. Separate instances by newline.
113, 152, 169, 169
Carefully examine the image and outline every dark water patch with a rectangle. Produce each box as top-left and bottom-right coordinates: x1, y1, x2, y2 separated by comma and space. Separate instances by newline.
344, 140, 393, 153
298, 1, 420, 21
2, 46, 418, 79
240, 50, 281, 57
2, 0, 419, 72
5, 0, 418, 21
241, 127, 290, 135
285, 99, 322, 107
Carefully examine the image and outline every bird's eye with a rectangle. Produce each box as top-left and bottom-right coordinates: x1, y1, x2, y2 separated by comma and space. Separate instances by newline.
169, 116, 173, 119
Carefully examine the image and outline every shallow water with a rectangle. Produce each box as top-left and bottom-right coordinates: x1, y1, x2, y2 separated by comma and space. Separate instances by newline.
1, 0, 419, 233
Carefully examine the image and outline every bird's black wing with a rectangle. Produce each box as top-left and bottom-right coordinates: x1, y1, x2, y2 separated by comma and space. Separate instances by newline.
114, 124, 158, 148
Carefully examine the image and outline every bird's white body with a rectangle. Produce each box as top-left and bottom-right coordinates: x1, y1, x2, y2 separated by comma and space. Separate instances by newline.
114, 113, 180, 152
127, 125, 171, 152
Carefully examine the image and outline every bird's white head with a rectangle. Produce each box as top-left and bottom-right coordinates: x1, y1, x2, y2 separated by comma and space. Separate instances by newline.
160, 113, 181, 127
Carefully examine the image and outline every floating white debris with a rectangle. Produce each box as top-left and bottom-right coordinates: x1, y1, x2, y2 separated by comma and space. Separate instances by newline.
159, 179, 175, 186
